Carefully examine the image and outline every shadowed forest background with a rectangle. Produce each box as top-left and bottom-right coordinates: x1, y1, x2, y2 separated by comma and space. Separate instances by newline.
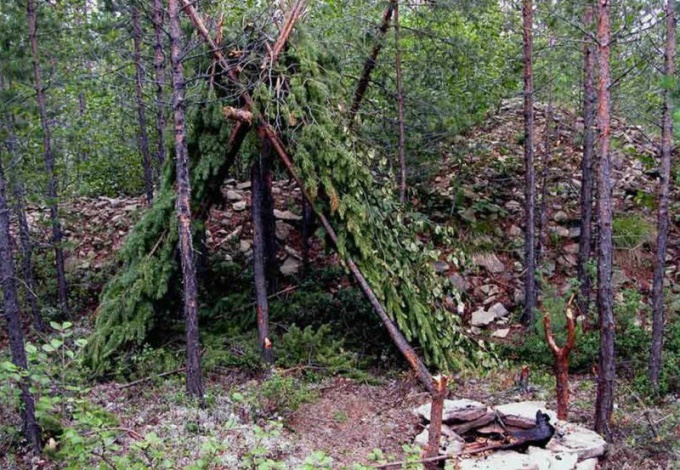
0, 0, 679, 468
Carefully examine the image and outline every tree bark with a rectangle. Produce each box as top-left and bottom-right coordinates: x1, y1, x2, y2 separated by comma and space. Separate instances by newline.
424, 375, 447, 469
252, 135, 274, 366
27, 0, 69, 315
649, 0, 675, 389
537, 36, 555, 269
521, 0, 537, 326
153, 0, 167, 171
132, 4, 154, 204
577, 5, 596, 320
594, 0, 615, 439
544, 297, 576, 420
348, 1, 396, 125
0, 150, 41, 453
394, 0, 407, 203
169, 0, 203, 402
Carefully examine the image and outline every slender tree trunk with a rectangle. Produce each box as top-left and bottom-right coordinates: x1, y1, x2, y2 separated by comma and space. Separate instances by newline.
27, 0, 69, 315
252, 136, 274, 366
0, 151, 41, 453
348, 1, 395, 125
153, 0, 167, 171
594, 0, 615, 438
394, 0, 407, 203
132, 5, 154, 204
0, 74, 45, 333
521, 0, 536, 326
577, 5, 596, 320
302, 198, 313, 273
537, 36, 555, 269
169, 0, 203, 402
650, 0, 675, 389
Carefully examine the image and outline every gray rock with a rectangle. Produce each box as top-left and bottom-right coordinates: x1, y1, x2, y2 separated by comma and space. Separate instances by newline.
575, 458, 599, 470
473, 253, 505, 273
434, 260, 450, 273
239, 239, 252, 253
275, 221, 293, 241
527, 446, 578, 470
449, 273, 470, 291
558, 254, 578, 267
551, 226, 571, 238
492, 328, 511, 339
488, 302, 508, 318
274, 209, 302, 221
226, 190, 243, 201
568, 227, 581, 238
495, 401, 557, 428
509, 225, 523, 237
280, 257, 301, 276
505, 200, 522, 212
415, 399, 487, 423
414, 425, 465, 456
284, 245, 302, 260
459, 450, 537, 470
471, 309, 495, 326
547, 423, 607, 461
564, 243, 580, 255
236, 181, 251, 190
232, 201, 247, 211
553, 211, 569, 223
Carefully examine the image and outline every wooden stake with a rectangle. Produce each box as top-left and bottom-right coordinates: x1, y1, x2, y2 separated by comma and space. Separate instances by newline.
425, 374, 447, 469
543, 294, 576, 420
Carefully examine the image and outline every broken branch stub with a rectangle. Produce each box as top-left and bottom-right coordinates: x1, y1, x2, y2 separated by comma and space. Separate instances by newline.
543, 294, 576, 420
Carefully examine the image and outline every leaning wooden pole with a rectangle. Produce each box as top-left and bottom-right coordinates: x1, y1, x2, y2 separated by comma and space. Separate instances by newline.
262, 125, 434, 394
348, 0, 396, 125
180, 0, 435, 394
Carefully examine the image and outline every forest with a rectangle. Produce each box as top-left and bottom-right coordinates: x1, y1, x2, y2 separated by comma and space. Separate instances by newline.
0, 0, 679, 468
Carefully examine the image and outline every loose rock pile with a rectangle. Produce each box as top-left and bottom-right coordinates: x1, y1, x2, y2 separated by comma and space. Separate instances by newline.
412, 400, 606, 470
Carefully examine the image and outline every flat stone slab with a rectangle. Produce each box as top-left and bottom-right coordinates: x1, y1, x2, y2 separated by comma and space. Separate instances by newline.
496, 401, 558, 428
413, 424, 465, 456
415, 399, 487, 423
547, 423, 607, 461
527, 446, 578, 470
459, 450, 537, 470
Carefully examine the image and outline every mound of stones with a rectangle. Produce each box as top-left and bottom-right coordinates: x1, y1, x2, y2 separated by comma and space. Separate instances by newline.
413, 399, 606, 470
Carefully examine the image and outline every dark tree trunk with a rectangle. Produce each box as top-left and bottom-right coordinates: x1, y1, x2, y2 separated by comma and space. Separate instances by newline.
0, 74, 45, 333
260, 147, 277, 293
577, 5, 596, 320
348, 1, 395, 125
394, 0, 407, 203
153, 0, 167, 171
132, 4, 154, 204
650, 0, 675, 389
302, 198, 314, 273
537, 36, 555, 269
252, 136, 274, 366
169, 0, 203, 402
0, 151, 41, 453
521, 0, 537, 326
27, 0, 69, 315
594, 0, 615, 439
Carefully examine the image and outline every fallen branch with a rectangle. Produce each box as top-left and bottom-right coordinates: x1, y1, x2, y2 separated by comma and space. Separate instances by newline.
117, 367, 186, 390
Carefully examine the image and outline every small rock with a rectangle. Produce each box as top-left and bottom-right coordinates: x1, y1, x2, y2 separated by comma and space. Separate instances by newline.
553, 211, 569, 223
547, 422, 607, 461
473, 253, 505, 273
509, 225, 523, 237
415, 399, 487, 423
558, 254, 577, 267
551, 226, 571, 238
284, 245, 302, 260
280, 257, 301, 275
449, 273, 470, 291
239, 239, 252, 252
488, 302, 509, 318
568, 227, 581, 238
275, 221, 293, 241
226, 190, 243, 201
471, 309, 495, 326
564, 243, 580, 255
505, 200, 521, 212
236, 181, 251, 190
233, 201, 247, 211
434, 260, 450, 273
492, 328, 511, 339
274, 209, 302, 221
495, 402, 557, 428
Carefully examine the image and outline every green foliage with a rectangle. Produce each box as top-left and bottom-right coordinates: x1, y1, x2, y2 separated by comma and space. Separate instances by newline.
613, 214, 655, 249
232, 374, 317, 421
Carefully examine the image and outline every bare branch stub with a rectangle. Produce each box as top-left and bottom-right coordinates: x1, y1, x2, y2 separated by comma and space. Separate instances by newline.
543, 294, 576, 420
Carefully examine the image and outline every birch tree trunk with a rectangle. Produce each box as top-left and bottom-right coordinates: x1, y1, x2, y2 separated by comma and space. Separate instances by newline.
27, 0, 69, 315
594, 0, 615, 438
169, 0, 203, 402
649, 0, 675, 389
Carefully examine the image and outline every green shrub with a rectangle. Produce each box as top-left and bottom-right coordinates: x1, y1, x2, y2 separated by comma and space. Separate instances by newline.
613, 215, 655, 249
